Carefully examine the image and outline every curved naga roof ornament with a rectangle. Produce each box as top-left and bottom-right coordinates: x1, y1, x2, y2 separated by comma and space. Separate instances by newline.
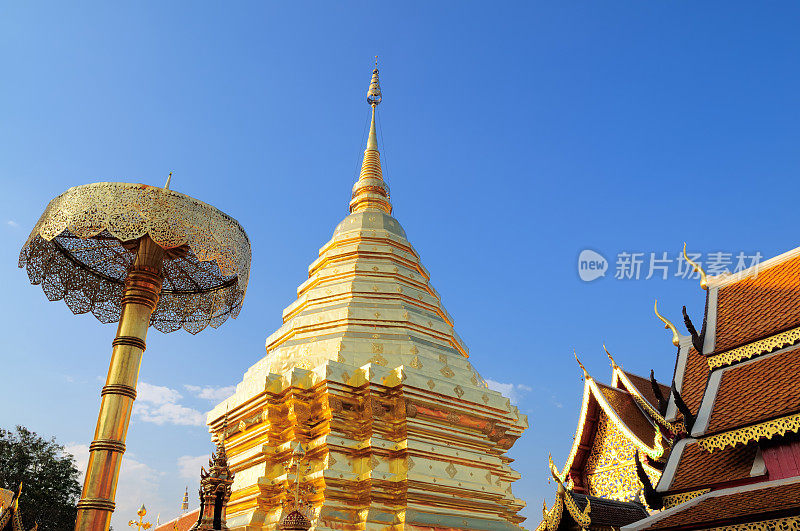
654, 300, 681, 347
683, 242, 708, 290
605, 344, 678, 435
538, 454, 591, 531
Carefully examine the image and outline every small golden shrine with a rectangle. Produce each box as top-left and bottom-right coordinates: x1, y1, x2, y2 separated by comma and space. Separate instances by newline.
204, 65, 528, 530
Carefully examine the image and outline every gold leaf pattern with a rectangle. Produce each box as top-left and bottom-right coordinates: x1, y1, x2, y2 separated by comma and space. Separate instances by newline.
454, 385, 464, 398
427, 379, 436, 390
372, 343, 384, 354
409, 355, 423, 369
708, 326, 800, 369
698, 412, 800, 451
662, 489, 709, 509
445, 462, 457, 478
368, 354, 388, 366
440, 366, 455, 378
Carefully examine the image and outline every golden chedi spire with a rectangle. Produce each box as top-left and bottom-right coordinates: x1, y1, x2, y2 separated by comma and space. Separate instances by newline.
349, 61, 392, 214
208, 60, 527, 531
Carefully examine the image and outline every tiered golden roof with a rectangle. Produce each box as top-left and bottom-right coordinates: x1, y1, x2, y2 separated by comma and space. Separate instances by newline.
206, 65, 527, 531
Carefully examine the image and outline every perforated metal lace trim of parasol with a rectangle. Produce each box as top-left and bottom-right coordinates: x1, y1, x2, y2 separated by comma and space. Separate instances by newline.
18, 181, 251, 334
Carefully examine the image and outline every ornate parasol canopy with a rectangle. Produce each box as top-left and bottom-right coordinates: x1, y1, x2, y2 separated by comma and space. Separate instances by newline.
18, 181, 251, 334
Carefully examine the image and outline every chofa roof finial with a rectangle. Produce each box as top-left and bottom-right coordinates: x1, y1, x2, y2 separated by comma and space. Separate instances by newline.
654, 299, 681, 347
683, 243, 708, 290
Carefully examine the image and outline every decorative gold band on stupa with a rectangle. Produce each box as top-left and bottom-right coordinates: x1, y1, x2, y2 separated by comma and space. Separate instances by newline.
350, 66, 392, 214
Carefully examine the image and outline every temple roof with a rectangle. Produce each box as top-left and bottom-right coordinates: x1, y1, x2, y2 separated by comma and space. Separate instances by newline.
654, 245, 800, 508
626, 477, 800, 530
0, 487, 35, 531
556, 362, 669, 487
537, 468, 649, 531
668, 347, 707, 421
616, 370, 669, 413
572, 493, 649, 528
661, 439, 760, 493
703, 345, 800, 435
712, 251, 800, 354
152, 509, 199, 531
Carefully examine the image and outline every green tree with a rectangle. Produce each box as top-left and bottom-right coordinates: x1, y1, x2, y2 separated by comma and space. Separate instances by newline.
0, 426, 81, 530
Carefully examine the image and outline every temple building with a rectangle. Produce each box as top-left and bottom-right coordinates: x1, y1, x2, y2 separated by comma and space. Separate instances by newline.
622, 248, 800, 529
199, 66, 528, 530
0, 486, 37, 531
537, 353, 673, 530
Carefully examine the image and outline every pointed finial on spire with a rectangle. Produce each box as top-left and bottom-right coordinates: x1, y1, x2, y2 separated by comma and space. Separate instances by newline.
603, 344, 619, 369
164, 172, 173, 190
367, 60, 382, 107
350, 62, 391, 214
181, 485, 189, 512
654, 299, 681, 347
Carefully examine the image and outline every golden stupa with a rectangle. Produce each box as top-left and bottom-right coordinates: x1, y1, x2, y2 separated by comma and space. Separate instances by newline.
206, 65, 528, 531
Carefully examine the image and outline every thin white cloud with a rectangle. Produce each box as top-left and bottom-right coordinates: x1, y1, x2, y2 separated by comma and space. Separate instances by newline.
184, 384, 236, 402
485, 379, 532, 405
139, 382, 183, 405
134, 382, 205, 426
177, 455, 209, 479
6, 220, 18, 227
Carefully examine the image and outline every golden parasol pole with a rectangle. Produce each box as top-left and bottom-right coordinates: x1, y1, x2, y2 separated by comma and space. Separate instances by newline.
75, 236, 164, 531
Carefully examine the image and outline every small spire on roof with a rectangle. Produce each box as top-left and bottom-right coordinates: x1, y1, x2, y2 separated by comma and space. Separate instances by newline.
164, 171, 173, 190
181, 485, 189, 512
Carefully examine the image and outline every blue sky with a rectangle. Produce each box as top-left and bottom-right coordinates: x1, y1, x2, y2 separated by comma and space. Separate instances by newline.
2, 2, 800, 527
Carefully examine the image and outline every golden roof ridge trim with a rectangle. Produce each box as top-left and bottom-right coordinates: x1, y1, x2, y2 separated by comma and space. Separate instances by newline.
607, 350, 679, 434
697, 411, 800, 452
619, 375, 680, 434
707, 325, 800, 369
662, 488, 709, 510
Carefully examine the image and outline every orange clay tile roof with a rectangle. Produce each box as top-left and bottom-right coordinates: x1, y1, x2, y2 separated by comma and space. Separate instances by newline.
670, 440, 758, 492
153, 509, 199, 531
597, 383, 658, 448
644, 480, 800, 529
714, 253, 800, 354
678, 348, 708, 416
706, 347, 800, 434
622, 371, 670, 411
